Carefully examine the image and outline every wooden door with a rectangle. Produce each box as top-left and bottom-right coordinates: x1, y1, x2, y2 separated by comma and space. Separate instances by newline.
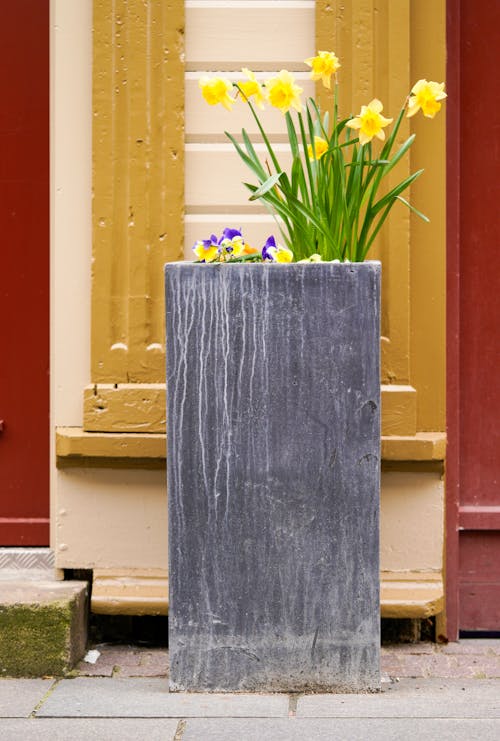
0, 1, 50, 545
447, 0, 500, 636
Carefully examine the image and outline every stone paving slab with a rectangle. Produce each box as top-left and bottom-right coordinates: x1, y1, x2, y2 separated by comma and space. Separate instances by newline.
0, 679, 55, 717
74, 641, 500, 682
381, 652, 500, 678
440, 639, 500, 655
181, 717, 500, 741
0, 718, 179, 741
36, 677, 289, 718
297, 678, 500, 718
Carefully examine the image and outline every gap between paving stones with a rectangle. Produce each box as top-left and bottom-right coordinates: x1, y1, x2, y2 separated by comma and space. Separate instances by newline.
29, 678, 60, 717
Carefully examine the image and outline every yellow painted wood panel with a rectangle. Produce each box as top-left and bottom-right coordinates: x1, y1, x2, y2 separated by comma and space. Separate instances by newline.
92, 0, 184, 384
185, 1, 314, 70
57, 427, 446, 463
317, 0, 412, 387
409, 0, 446, 431
91, 568, 443, 618
82, 384, 417, 435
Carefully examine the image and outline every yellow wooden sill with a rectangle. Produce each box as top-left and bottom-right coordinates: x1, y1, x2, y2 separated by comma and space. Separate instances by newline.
90, 568, 443, 619
83, 383, 420, 437
56, 427, 445, 465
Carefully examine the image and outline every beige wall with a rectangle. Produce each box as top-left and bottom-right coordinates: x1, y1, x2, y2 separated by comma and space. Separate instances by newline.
50, 0, 168, 568
51, 0, 443, 576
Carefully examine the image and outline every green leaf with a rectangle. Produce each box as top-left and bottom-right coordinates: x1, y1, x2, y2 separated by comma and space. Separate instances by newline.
285, 112, 300, 158
396, 195, 430, 222
371, 169, 424, 214
249, 171, 285, 200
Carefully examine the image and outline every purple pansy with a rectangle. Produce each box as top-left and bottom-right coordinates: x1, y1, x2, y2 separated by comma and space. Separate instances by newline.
219, 227, 243, 244
261, 235, 277, 261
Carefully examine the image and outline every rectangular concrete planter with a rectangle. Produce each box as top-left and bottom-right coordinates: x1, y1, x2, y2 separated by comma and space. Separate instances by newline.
165, 261, 381, 692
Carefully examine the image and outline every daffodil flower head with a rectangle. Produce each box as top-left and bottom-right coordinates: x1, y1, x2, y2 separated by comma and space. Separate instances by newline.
346, 99, 393, 145
262, 235, 293, 263
193, 234, 219, 262
307, 136, 329, 160
305, 51, 340, 90
237, 68, 265, 110
407, 79, 447, 119
298, 253, 323, 263
199, 76, 234, 110
265, 70, 303, 114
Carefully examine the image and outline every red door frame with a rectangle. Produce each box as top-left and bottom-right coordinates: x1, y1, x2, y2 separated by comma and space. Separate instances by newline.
445, 0, 461, 642
446, 0, 500, 638
0, 1, 50, 545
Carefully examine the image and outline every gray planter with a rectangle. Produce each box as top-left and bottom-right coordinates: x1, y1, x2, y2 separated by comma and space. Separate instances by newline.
165, 261, 380, 693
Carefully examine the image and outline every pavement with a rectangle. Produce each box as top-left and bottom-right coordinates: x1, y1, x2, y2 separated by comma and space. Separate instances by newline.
1, 639, 499, 740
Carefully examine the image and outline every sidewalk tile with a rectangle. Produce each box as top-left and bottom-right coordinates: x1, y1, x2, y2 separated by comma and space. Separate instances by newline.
0, 679, 55, 718
297, 678, 500, 718
382, 642, 436, 655
35, 677, 288, 718
441, 639, 500, 656
182, 717, 500, 741
0, 718, 178, 741
76, 645, 169, 677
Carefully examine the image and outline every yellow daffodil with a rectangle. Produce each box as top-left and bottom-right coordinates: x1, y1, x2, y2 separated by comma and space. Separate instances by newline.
265, 70, 303, 114
298, 253, 323, 263
307, 136, 329, 160
199, 76, 234, 111
406, 79, 447, 119
305, 51, 340, 89
237, 68, 265, 109
346, 99, 393, 145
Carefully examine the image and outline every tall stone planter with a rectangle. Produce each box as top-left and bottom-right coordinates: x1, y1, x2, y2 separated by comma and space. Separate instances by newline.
165, 261, 381, 693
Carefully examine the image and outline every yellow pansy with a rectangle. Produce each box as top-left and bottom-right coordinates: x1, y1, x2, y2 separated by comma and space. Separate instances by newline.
193, 238, 219, 262
237, 68, 265, 109
199, 76, 234, 111
407, 79, 447, 119
307, 136, 329, 160
346, 99, 393, 145
265, 70, 303, 114
305, 51, 341, 90
269, 245, 294, 263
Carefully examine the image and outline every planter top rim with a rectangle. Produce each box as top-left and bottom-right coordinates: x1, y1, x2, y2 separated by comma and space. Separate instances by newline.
165, 260, 381, 269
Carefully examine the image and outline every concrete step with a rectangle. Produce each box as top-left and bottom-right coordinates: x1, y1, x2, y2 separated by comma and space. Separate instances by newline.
0, 560, 88, 677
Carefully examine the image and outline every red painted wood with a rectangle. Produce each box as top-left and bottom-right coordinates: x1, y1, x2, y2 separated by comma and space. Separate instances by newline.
447, 0, 500, 633
459, 533, 500, 630
459, 507, 500, 531
0, 1, 50, 545
445, 0, 462, 641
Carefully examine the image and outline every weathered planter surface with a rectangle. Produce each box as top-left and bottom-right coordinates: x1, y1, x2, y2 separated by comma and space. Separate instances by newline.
165, 261, 380, 692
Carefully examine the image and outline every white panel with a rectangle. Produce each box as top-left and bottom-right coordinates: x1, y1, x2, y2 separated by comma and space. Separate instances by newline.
186, 72, 315, 140
186, 2, 315, 70
55, 468, 168, 569
52, 0, 92, 425
380, 471, 444, 572
185, 143, 293, 209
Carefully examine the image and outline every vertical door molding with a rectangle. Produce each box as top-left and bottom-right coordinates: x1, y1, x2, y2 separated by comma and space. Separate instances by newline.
91, 0, 184, 386
445, 0, 461, 641
316, 0, 412, 387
